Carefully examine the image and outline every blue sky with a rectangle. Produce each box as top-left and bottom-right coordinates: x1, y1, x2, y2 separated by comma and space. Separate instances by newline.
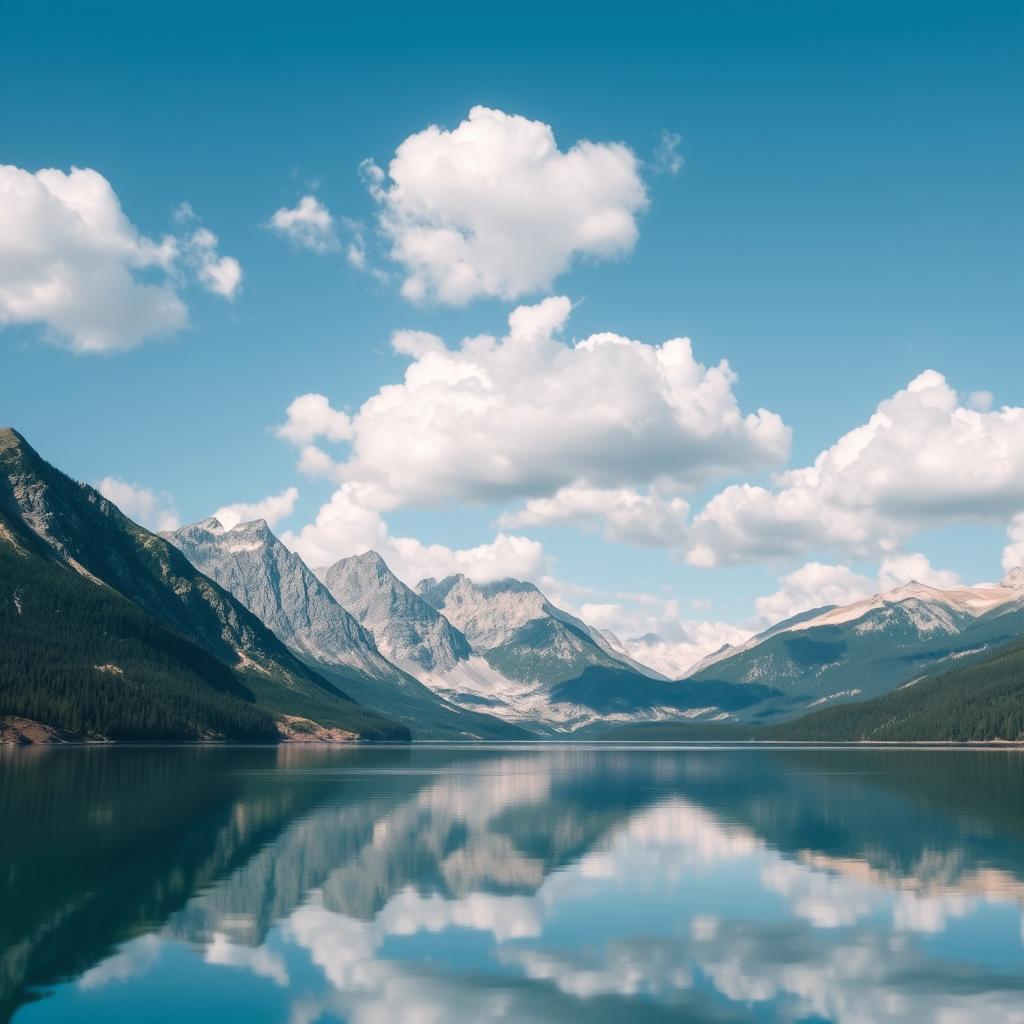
2, 1, 1022, 666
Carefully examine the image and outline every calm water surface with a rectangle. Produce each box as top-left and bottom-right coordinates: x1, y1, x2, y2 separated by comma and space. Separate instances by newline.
3, 744, 1024, 1023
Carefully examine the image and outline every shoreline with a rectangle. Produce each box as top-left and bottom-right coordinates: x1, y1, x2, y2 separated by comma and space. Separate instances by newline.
4, 734, 1024, 751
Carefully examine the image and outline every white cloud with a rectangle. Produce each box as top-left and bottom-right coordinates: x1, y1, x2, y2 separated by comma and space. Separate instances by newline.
277, 297, 789, 514
183, 227, 243, 299
0, 165, 185, 352
0, 166, 241, 352
77, 935, 162, 991
296, 444, 337, 478
754, 563, 874, 625
1002, 513, 1024, 572
581, 601, 752, 678
267, 194, 339, 252
755, 553, 962, 626
95, 477, 180, 532
498, 483, 689, 546
276, 393, 353, 446
876, 552, 961, 592
204, 933, 288, 986
688, 371, 1024, 567
345, 232, 366, 268
531, 580, 750, 678
652, 130, 684, 175
365, 106, 649, 305
212, 486, 299, 532
389, 329, 444, 359
389, 533, 547, 587
281, 482, 545, 583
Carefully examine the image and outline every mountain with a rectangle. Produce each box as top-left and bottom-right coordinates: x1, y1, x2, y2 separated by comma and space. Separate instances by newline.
767, 635, 1024, 742
0, 428, 407, 742
605, 634, 1024, 743
167, 522, 527, 740
167, 519, 401, 679
413, 573, 766, 731
416, 573, 665, 677
321, 551, 471, 674
683, 575, 1024, 723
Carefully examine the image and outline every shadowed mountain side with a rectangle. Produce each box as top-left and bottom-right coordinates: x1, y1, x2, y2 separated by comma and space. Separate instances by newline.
0, 428, 406, 741
554, 666, 778, 723
308, 662, 535, 740
0, 526, 278, 742
603, 636, 1024, 743
0, 745, 520, 1018
0, 747, 341, 1020
686, 579, 1024, 723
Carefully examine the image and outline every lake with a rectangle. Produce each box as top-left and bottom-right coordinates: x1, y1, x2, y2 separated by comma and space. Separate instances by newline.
3, 744, 1024, 1023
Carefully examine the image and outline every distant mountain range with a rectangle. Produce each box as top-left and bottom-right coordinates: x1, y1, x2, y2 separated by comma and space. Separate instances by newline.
605, 635, 1024, 744
166, 520, 526, 740
686, 574, 1024, 724
3, 426, 1024, 743
168, 519, 758, 734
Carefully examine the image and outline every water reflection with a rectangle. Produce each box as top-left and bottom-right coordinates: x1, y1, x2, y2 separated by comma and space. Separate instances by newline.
3, 745, 1024, 1022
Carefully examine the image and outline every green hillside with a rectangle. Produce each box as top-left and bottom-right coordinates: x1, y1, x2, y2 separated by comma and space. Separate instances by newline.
604, 637, 1024, 743
0, 428, 408, 742
769, 638, 1024, 742
0, 524, 277, 741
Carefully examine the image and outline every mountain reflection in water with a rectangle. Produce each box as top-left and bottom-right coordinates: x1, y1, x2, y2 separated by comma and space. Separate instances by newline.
3, 745, 1024, 1023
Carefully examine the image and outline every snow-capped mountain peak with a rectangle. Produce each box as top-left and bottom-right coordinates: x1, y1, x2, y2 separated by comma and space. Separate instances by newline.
686, 571, 1024, 723
793, 577, 1023, 633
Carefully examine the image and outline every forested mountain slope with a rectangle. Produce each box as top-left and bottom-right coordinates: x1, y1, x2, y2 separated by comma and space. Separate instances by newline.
0, 428, 407, 741
604, 636, 1024, 743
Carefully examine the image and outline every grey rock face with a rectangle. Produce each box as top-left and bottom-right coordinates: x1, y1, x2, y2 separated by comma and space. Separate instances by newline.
167, 519, 399, 681
320, 551, 471, 673
416, 573, 665, 677
415, 574, 549, 651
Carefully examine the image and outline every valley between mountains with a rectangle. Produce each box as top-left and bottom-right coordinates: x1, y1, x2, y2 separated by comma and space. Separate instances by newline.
3, 426, 1024, 744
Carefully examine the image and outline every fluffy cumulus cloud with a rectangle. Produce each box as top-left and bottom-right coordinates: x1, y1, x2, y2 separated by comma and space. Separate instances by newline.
578, 597, 752, 678
278, 297, 789, 521
276, 393, 353, 446
875, 552, 961, 592
498, 483, 690, 547
530, 573, 752, 678
183, 227, 243, 299
754, 563, 873, 626
1003, 514, 1024, 573
755, 554, 962, 626
1, 166, 184, 352
95, 477, 181, 532
0, 166, 240, 353
212, 487, 300, 532
266, 195, 339, 252
281, 482, 546, 583
364, 106, 649, 305
688, 371, 1024, 567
